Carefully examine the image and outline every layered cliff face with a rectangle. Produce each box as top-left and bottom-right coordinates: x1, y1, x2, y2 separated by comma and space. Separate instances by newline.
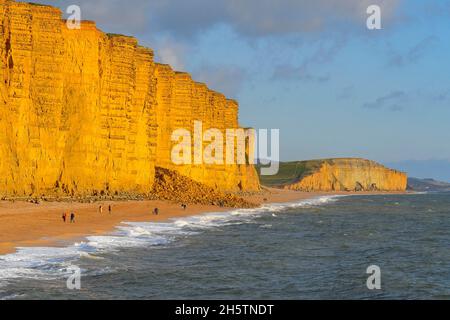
154, 64, 259, 191
282, 159, 407, 192
0, 0, 259, 198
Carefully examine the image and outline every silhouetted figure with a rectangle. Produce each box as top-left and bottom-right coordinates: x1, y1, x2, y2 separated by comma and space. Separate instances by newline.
181, 204, 187, 210
99, 205, 103, 214
62, 212, 67, 223
108, 205, 112, 214
153, 208, 159, 216
70, 212, 75, 223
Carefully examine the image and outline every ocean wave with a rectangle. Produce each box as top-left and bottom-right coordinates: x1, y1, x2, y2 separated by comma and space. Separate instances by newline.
0, 195, 342, 286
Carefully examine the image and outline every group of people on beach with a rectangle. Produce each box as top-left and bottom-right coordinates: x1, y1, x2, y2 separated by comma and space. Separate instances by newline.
98, 205, 112, 215
61, 212, 75, 223
61, 203, 186, 223
61, 204, 113, 224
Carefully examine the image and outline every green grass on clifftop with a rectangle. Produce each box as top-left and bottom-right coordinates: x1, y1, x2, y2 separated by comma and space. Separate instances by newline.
257, 159, 326, 187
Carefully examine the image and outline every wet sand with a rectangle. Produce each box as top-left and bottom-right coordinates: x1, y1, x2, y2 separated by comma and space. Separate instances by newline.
0, 188, 406, 255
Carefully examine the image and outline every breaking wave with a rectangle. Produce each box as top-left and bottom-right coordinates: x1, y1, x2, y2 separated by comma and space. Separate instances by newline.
0, 195, 342, 289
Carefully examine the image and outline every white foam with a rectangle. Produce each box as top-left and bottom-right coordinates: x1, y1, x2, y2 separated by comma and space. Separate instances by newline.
0, 195, 342, 286
0, 246, 85, 282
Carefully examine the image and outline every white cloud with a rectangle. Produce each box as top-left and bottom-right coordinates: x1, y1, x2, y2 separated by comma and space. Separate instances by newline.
154, 38, 188, 71
20, 0, 403, 39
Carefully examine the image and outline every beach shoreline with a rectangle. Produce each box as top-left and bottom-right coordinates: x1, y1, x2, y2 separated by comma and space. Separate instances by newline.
0, 189, 408, 256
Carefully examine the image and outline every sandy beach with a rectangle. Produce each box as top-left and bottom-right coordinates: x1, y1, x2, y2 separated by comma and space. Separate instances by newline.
0, 189, 406, 256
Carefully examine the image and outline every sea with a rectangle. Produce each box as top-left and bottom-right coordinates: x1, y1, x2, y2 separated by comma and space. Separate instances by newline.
0, 192, 449, 300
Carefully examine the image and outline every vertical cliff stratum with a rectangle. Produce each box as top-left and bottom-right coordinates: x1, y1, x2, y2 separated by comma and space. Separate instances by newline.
0, 0, 260, 198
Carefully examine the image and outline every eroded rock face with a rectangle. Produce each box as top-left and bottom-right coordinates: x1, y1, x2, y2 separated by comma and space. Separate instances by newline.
283, 159, 407, 192
0, 0, 259, 198
154, 64, 260, 192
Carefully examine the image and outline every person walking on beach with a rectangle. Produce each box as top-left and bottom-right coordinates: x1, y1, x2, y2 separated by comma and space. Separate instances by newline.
108, 205, 112, 214
70, 212, 75, 223
62, 212, 67, 223
153, 208, 159, 216
181, 204, 187, 210
99, 205, 103, 214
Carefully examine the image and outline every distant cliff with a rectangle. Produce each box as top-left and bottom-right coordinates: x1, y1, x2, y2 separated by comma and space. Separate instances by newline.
0, 0, 259, 198
259, 159, 407, 192
407, 178, 450, 192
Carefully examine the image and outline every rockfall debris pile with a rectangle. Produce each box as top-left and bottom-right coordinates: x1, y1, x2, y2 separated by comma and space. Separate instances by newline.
151, 167, 257, 208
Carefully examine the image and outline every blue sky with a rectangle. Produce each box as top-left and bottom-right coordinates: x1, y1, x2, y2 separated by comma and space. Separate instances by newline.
22, 0, 450, 180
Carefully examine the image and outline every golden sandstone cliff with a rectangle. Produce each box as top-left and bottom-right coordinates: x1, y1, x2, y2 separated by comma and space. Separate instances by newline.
282, 159, 407, 192
0, 0, 259, 199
